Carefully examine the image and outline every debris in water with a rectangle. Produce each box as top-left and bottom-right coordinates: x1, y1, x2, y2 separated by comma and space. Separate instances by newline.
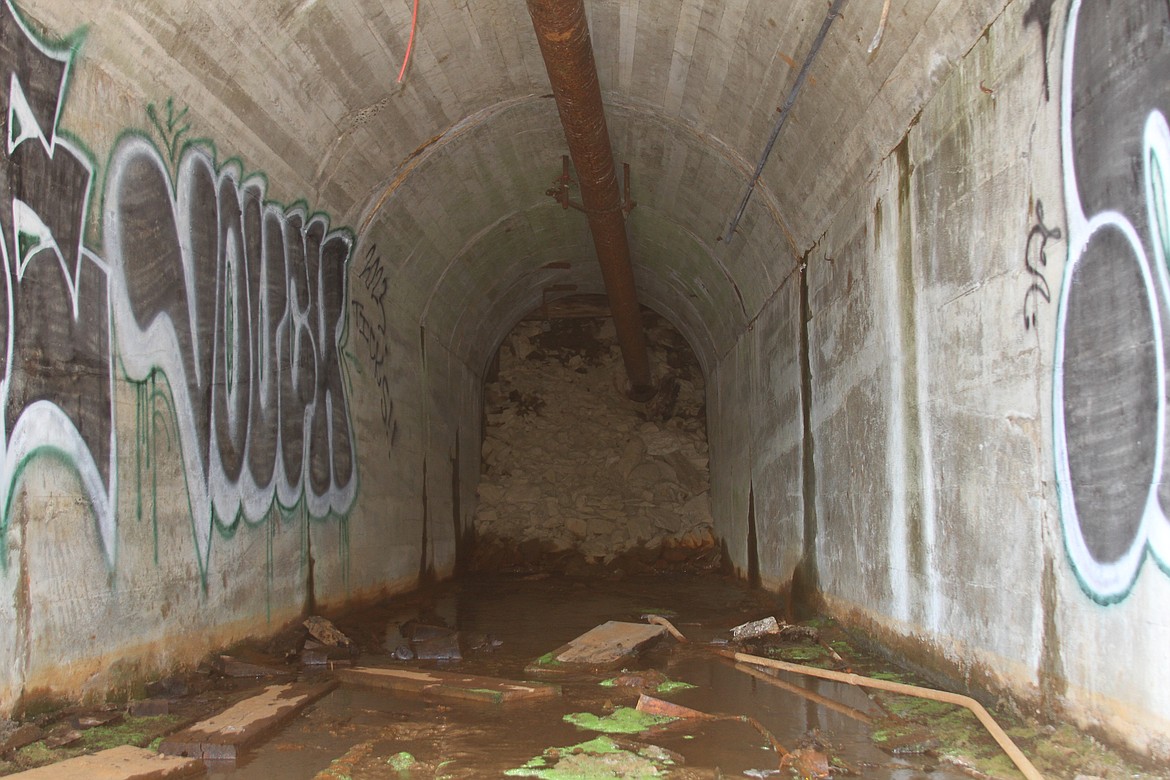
563, 706, 678, 734
782, 746, 832, 778
302, 639, 355, 667
336, 666, 560, 703
505, 735, 674, 778
386, 750, 417, 771
159, 680, 337, 760
303, 616, 352, 648
543, 620, 667, 667
731, 616, 781, 641
645, 614, 688, 642
634, 694, 715, 721
601, 670, 697, 694
412, 633, 463, 661
314, 741, 374, 780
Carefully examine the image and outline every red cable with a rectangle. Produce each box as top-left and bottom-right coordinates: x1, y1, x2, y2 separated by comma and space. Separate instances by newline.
397, 0, 419, 83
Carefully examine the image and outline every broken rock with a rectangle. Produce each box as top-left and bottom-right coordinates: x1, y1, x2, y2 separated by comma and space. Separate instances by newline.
304, 616, 352, 648
731, 616, 781, 642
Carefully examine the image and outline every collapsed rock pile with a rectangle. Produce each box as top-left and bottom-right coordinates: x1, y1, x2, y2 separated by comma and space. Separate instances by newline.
473, 311, 713, 567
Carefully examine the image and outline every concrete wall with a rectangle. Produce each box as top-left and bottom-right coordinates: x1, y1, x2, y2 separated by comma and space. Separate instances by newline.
710, 0, 1170, 759
0, 0, 476, 713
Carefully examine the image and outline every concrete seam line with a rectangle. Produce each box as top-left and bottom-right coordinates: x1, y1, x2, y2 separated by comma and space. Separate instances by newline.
730, 651, 1045, 780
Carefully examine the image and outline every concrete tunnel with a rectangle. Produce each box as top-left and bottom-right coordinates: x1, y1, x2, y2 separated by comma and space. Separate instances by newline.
0, 0, 1168, 765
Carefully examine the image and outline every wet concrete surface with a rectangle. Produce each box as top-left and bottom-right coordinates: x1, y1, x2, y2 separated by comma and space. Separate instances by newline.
200, 573, 970, 779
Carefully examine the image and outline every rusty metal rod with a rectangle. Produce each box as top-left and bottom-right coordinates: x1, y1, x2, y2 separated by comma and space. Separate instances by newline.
723, 0, 849, 243
527, 0, 654, 399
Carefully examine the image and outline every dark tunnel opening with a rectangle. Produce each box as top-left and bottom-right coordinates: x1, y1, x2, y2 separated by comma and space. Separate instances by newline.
467, 294, 721, 577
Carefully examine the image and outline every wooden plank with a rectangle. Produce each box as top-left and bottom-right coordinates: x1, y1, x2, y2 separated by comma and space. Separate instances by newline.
336, 666, 560, 704
5, 745, 202, 779
550, 621, 667, 666
159, 680, 336, 761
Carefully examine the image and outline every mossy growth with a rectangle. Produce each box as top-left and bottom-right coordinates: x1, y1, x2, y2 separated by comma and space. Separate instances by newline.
9, 713, 185, 772
767, 645, 829, 665
564, 707, 677, 735
598, 676, 696, 694
78, 715, 185, 751
532, 652, 564, 668
506, 736, 670, 779
387, 751, 417, 771
802, 617, 835, 629
12, 740, 57, 768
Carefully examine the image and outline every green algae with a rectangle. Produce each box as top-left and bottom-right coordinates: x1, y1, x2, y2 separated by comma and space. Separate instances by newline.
387, 751, 416, 771
564, 707, 677, 735
506, 736, 669, 779
655, 679, 696, 694
598, 676, 696, 694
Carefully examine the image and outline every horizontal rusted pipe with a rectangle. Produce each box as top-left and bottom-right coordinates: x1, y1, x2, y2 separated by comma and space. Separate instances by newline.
527, 0, 654, 399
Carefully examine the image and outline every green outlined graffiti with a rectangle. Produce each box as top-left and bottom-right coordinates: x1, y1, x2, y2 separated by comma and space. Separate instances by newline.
0, 0, 359, 578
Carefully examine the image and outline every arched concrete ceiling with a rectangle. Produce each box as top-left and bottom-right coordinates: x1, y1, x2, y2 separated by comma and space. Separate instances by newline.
30, 0, 1007, 371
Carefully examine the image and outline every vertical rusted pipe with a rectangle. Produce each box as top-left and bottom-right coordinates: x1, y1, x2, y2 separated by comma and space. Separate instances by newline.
527, 0, 654, 400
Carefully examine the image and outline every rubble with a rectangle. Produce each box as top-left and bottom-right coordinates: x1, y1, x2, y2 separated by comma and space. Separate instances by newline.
303, 616, 352, 648
731, 616, 782, 641
473, 312, 716, 568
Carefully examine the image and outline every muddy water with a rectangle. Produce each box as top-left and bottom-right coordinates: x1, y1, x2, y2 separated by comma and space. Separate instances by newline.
205, 574, 967, 779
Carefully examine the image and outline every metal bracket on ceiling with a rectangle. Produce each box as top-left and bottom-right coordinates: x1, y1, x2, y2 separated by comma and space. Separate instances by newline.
545, 155, 636, 219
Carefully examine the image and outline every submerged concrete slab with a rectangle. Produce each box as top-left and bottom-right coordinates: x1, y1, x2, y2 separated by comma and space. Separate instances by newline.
158, 681, 337, 761
336, 666, 560, 704
5, 745, 202, 779
551, 621, 668, 666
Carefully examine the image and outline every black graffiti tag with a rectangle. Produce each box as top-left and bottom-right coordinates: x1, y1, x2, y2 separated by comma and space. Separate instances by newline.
105, 137, 357, 564
0, 1, 115, 557
1022, 199, 1061, 330
353, 244, 396, 461
0, 0, 359, 573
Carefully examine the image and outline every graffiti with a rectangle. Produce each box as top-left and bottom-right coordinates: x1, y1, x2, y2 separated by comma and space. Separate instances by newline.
146, 97, 192, 168
352, 244, 396, 461
105, 137, 357, 568
1022, 199, 1061, 330
0, 0, 116, 558
0, 0, 357, 572
1054, 0, 1170, 602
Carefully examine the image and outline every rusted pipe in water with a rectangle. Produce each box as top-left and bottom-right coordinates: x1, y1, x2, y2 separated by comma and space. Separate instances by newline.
527, 0, 654, 400
730, 651, 1045, 780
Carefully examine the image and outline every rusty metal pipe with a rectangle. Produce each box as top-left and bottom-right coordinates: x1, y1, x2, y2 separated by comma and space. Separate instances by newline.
527, 0, 654, 400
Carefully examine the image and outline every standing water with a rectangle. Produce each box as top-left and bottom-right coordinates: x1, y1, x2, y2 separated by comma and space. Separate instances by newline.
202, 572, 970, 779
